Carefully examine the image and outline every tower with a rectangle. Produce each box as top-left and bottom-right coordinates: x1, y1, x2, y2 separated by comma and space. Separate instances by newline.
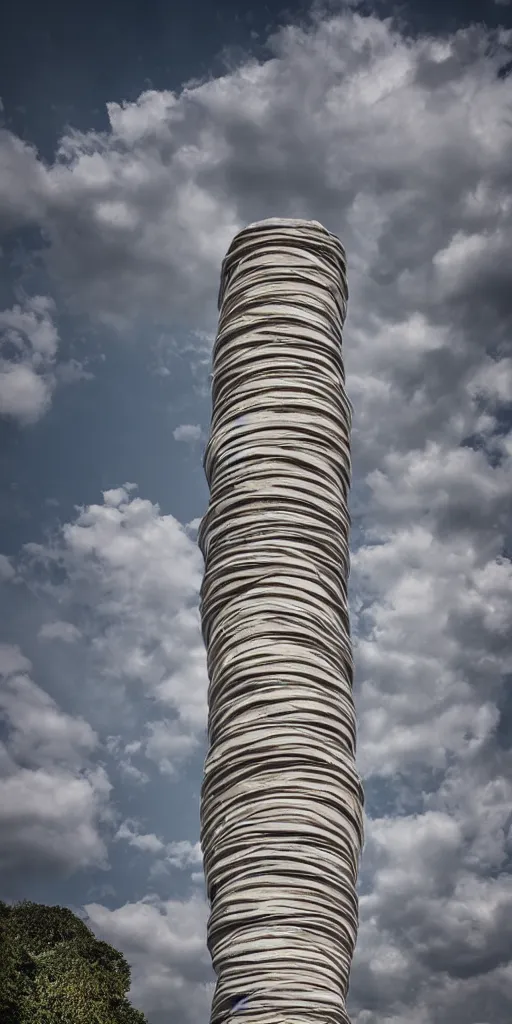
199, 219, 364, 1024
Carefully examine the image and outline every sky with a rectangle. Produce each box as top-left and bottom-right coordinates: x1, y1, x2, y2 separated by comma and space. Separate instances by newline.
0, 0, 511, 1021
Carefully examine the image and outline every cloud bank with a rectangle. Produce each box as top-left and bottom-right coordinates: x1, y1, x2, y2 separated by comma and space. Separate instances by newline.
0, 8, 511, 1024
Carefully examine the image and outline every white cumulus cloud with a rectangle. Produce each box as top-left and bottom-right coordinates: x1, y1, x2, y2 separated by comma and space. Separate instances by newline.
0, 643, 112, 873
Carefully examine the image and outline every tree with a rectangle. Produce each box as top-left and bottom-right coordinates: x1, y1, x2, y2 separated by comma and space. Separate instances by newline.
0, 900, 148, 1024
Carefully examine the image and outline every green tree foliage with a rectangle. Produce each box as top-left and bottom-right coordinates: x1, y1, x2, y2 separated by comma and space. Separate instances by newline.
0, 900, 148, 1024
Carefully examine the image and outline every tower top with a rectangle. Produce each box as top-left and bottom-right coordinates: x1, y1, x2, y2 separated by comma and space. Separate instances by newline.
218, 218, 347, 310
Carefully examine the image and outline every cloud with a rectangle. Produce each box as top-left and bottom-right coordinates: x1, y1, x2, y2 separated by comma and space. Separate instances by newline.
0, 294, 90, 425
0, 295, 59, 425
38, 620, 82, 643
85, 894, 213, 1024
0, 554, 15, 581
19, 484, 207, 776
115, 821, 202, 872
105, 737, 150, 786
347, 330, 511, 1024
164, 840, 202, 870
0, 130, 46, 228
116, 821, 166, 855
0, 643, 112, 873
351, 793, 512, 1023
173, 423, 202, 443
0, 15, 511, 346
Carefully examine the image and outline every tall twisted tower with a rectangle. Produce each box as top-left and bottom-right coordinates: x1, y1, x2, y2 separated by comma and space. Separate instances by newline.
198, 218, 364, 1024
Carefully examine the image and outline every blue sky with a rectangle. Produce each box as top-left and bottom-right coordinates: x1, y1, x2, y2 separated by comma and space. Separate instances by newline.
0, 1, 512, 1022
